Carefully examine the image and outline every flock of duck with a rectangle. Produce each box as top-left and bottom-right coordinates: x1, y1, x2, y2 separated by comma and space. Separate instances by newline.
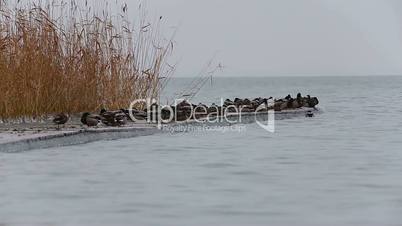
53, 93, 319, 128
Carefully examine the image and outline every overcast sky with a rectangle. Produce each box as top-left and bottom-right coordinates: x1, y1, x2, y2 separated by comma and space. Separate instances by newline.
41, 0, 402, 76
121, 0, 401, 77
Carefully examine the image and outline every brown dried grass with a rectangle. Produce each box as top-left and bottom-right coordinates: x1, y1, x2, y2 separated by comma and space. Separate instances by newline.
0, 0, 174, 119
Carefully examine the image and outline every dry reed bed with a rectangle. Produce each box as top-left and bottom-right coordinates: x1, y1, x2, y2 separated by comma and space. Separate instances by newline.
0, 0, 174, 120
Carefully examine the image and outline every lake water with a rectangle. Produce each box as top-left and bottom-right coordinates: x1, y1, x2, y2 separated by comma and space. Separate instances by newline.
1, 76, 402, 226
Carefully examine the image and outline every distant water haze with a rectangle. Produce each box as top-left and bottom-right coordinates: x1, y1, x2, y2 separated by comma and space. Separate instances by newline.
11, 0, 402, 76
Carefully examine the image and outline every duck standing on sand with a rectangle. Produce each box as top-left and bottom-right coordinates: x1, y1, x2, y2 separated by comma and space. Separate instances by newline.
53, 113, 69, 130
81, 112, 102, 127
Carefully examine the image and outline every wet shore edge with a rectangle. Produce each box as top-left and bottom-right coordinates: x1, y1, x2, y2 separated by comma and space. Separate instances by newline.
0, 126, 161, 153
0, 107, 319, 153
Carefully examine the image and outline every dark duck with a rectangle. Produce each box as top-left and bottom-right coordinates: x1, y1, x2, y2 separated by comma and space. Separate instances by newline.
81, 112, 102, 127
53, 113, 69, 130
100, 109, 127, 126
120, 108, 147, 121
305, 110, 315, 118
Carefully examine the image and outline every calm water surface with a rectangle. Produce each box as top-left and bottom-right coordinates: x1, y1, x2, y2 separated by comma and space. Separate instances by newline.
1, 76, 402, 226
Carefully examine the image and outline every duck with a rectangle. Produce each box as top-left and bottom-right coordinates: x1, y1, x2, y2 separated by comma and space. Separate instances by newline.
303, 95, 312, 108
223, 99, 235, 107
53, 113, 69, 129
193, 103, 208, 119
240, 105, 254, 113
81, 112, 102, 127
100, 109, 127, 126
243, 98, 251, 106
160, 107, 174, 121
274, 100, 288, 111
287, 98, 302, 109
304, 95, 319, 108
286, 98, 295, 109
309, 97, 320, 108
115, 111, 128, 125
253, 97, 263, 104
208, 103, 220, 114
250, 100, 260, 110
306, 111, 314, 118
273, 101, 283, 111
296, 93, 305, 106
266, 97, 274, 106
176, 100, 193, 111
195, 103, 208, 112
120, 108, 147, 121
234, 98, 243, 106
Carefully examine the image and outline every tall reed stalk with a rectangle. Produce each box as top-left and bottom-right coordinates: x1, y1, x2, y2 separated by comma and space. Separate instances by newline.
0, 0, 174, 119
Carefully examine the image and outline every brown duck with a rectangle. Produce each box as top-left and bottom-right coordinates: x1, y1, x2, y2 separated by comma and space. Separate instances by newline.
53, 113, 69, 130
81, 112, 102, 127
